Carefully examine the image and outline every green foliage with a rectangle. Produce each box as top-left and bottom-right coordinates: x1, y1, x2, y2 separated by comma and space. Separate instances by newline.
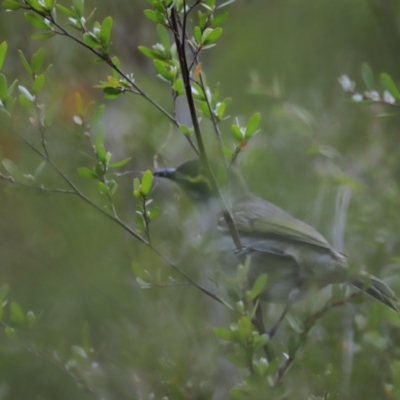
1, 0, 400, 399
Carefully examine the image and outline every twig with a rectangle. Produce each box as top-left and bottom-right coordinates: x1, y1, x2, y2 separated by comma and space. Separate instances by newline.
0, 174, 76, 194
274, 291, 363, 386
170, 7, 243, 251
28, 345, 98, 398
9, 127, 226, 307
177, 15, 226, 157
23, 6, 179, 129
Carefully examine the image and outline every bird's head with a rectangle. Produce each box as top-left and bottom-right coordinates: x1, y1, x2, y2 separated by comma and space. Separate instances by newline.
153, 159, 215, 201
154, 159, 249, 203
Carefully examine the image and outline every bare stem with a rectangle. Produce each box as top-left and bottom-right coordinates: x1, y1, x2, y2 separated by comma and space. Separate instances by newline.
0, 173, 75, 194
274, 291, 363, 387
170, 6, 243, 250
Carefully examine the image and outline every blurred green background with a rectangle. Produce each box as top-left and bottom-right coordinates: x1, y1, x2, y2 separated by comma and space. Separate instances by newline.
1, 0, 400, 399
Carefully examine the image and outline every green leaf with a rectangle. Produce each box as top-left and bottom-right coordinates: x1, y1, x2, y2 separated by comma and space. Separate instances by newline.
25, 0, 42, 9
3, 0, 21, 10
198, 12, 207, 30
103, 86, 122, 98
95, 143, 107, 164
380, 73, 400, 101
361, 63, 374, 91
211, 11, 228, 27
285, 314, 303, 334
7, 79, 17, 96
153, 59, 173, 82
245, 112, 261, 138
0, 41, 7, 71
25, 12, 49, 30
72, 0, 84, 18
94, 162, 104, 178
262, 357, 280, 377
56, 4, 74, 17
140, 170, 153, 196
44, 0, 54, 10
173, 78, 184, 94
179, 124, 192, 135
133, 178, 140, 192
71, 345, 87, 360
157, 24, 170, 52
18, 50, 32, 75
248, 273, 267, 301
111, 56, 120, 79
194, 26, 202, 45
2, 159, 25, 181
231, 124, 243, 142
100, 16, 113, 47
32, 74, 45, 93
34, 161, 46, 178
108, 180, 118, 196
93, 122, 106, 147
135, 214, 145, 229
0, 74, 7, 101
82, 33, 100, 49
97, 181, 108, 195
31, 48, 45, 73
10, 302, 24, 326
222, 146, 232, 157
109, 157, 131, 168
18, 94, 33, 110
199, 101, 211, 118
138, 45, 165, 61
202, 27, 222, 45
31, 31, 55, 40
216, 102, 226, 119
77, 167, 97, 179
253, 333, 269, 351
149, 207, 160, 221
213, 327, 235, 342
111, 55, 120, 68
143, 9, 163, 23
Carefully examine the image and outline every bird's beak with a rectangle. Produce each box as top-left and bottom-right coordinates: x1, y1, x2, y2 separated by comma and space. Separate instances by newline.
153, 167, 177, 179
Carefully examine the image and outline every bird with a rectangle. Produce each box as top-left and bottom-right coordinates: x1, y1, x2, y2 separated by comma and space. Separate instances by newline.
153, 158, 399, 330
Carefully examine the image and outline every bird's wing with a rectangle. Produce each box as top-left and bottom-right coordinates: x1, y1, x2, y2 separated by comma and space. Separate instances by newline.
219, 196, 333, 250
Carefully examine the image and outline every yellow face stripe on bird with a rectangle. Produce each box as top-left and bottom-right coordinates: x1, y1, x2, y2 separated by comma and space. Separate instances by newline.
179, 173, 213, 191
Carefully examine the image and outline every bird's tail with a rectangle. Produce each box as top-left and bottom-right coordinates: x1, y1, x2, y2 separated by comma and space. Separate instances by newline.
351, 272, 399, 313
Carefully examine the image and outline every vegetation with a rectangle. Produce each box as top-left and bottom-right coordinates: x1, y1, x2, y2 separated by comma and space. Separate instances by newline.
1, 0, 400, 399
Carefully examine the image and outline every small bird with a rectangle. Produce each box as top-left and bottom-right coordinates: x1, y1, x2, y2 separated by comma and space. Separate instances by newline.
154, 159, 399, 321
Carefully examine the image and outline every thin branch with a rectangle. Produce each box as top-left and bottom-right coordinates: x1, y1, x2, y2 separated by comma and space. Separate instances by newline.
343, 90, 400, 109
45, 8, 201, 156
34, 103, 49, 157
150, 246, 226, 306
274, 291, 363, 387
0, 174, 76, 194
24, 6, 179, 128
29, 345, 98, 398
177, 16, 226, 161
198, 73, 225, 153
10, 4, 230, 308
10, 128, 226, 307
170, 7, 243, 250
